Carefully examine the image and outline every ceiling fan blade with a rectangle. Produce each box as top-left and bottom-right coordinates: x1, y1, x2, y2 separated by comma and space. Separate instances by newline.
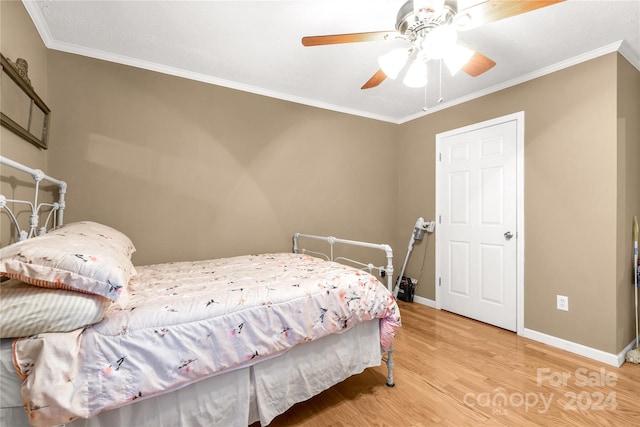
462, 51, 496, 77
459, 0, 565, 29
302, 31, 396, 47
361, 69, 387, 90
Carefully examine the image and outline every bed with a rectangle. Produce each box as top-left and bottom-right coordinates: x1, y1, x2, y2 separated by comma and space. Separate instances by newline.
0, 156, 401, 427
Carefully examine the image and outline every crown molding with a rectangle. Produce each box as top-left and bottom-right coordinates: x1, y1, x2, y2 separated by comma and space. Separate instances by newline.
19, 0, 638, 125
619, 39, 640, 72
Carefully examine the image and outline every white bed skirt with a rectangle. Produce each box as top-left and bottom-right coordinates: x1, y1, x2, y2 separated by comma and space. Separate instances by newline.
1, 320, 381, 427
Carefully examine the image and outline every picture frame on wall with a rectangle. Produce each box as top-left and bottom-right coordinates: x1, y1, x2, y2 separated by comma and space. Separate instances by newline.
1, 53, 50, 149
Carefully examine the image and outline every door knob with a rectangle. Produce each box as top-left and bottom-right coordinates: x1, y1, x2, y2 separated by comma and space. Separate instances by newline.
504, 231, 513, 240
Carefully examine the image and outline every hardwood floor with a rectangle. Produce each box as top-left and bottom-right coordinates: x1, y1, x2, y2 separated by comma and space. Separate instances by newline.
265, 301, 640, 426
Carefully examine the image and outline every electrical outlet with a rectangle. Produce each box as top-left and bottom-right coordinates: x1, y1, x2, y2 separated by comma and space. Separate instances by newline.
557, 295, 569, 311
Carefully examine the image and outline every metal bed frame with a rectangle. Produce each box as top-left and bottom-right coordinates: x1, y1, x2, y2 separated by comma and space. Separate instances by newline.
293, 232, 394, 291
0, 155, 66, 241
293, 232, 396, 387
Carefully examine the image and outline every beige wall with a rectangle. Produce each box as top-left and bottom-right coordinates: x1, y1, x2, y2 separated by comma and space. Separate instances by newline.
616, 54, 640, 351
46, 52, 399, 266
398, 53, 639, 354
0, 0, 48, 163
0, 0, 50, 245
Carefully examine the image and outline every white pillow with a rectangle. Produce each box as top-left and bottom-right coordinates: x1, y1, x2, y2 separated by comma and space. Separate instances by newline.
0, 279, 112, 338
0, 221, 135, 306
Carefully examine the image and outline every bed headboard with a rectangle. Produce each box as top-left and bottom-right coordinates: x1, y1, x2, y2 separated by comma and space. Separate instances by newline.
293, 232, 394, 292
0, 156, 67, 242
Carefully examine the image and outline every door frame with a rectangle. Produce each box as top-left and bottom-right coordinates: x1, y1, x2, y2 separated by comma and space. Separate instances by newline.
435, 111, 525, 335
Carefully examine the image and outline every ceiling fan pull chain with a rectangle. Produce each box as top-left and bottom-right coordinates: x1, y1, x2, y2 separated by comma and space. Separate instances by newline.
422, 79, 428, 111
438, 59, 444, 104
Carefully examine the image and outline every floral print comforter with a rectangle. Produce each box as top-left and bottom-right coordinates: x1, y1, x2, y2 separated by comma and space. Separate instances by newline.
13, 253, 401, 427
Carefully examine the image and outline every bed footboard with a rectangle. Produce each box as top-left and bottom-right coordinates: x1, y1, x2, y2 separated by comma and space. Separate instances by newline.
385, 347, 395, 387
293, 233, 394, 291
293, 232, 397, 387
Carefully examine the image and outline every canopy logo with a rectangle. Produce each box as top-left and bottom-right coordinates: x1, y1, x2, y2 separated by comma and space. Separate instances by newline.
462, 367, 618, 415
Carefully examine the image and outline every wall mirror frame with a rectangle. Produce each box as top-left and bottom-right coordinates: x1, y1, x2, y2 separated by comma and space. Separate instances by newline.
1, 53, 51, 149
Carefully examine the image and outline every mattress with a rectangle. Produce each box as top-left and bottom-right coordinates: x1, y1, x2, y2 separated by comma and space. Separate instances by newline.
1, 320, 381, 427
9, 253, 400, 426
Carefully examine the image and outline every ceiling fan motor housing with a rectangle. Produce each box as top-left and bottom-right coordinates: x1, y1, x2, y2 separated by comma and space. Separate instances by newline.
396, 0, 458, 40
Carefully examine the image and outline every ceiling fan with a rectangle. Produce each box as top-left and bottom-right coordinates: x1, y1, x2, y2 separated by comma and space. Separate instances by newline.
302, 0, 565, 89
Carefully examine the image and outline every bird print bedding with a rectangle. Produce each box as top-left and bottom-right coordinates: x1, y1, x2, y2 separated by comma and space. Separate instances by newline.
12, 252, 401, 427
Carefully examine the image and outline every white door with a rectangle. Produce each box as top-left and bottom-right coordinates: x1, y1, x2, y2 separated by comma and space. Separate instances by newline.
436, 115, 520, 332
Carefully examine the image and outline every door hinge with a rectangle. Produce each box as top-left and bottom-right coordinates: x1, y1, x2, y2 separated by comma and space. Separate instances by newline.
438, 277, 441, 287
439, 152, 442, 162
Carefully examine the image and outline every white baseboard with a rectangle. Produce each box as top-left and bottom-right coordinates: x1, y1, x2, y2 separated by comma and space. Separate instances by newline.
412, 295, 436, 308
522, 328, 635, 367
410, 299, 635, 367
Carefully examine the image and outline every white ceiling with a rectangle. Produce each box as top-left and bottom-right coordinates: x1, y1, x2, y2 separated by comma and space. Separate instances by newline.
22, 0, 640, 124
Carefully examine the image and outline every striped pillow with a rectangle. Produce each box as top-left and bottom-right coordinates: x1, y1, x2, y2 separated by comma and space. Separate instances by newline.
0, 279, 112, 338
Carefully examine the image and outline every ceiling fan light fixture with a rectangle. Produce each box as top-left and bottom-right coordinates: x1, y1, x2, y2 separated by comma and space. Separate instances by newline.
452, 12, 472, 31
403, 59, 427, 88
421, 24, 457, 59
444, 43, 474, 75
378, 48, 409, 79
